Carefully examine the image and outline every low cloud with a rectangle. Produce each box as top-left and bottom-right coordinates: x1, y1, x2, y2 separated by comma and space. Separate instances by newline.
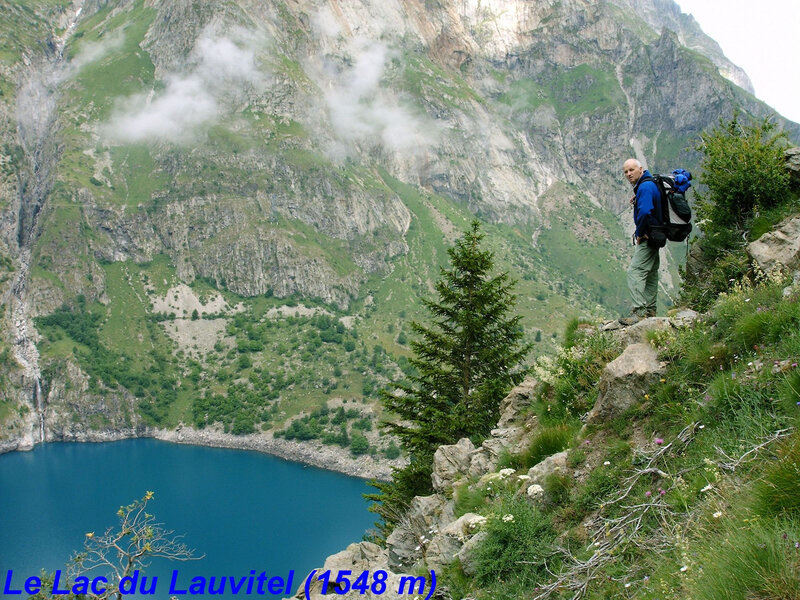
309, 35, 439, 157
65, 29, 126, 77
101, 27, 267, 144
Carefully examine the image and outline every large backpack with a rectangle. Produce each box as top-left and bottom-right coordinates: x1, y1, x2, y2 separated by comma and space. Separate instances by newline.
642, 169, 693, 247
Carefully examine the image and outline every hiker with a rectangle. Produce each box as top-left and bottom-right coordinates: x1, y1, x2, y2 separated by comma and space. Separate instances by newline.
620, 158, 661, 325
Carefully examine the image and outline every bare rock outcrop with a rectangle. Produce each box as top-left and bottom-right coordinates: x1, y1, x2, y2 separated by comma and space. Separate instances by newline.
431, 437, 475, 493
586, 343, 665, 424
747, 216, 800, 273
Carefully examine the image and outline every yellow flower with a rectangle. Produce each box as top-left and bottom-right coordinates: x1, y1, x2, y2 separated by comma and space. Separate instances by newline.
85, 532, 94, 538
145, 491, 154, 500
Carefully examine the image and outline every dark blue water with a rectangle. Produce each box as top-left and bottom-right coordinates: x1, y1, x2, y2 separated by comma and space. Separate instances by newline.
0, 439, 375, 599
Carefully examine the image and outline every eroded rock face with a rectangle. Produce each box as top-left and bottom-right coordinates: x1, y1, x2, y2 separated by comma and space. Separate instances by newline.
586, 343, 665, 424
747, 216, 800, 273
431, 437, 475, 493
425, 513, 486, 572
386, 494, 450, 571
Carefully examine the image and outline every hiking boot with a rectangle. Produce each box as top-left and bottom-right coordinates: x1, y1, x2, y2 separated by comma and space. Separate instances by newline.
618, 313, 643, 326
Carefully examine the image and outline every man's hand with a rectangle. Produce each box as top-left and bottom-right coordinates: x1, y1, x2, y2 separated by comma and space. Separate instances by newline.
629, 195, 636, 206
636, 235, 648, 245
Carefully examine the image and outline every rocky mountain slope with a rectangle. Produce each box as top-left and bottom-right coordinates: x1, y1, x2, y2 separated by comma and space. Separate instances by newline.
0, 0, 797, 452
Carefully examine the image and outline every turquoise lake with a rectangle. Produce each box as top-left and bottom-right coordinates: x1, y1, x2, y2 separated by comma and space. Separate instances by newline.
0, 439, 375, 599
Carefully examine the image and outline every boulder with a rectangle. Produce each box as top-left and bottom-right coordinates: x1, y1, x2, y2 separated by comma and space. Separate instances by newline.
613, 317, 672, 346
586, 343, 665, 424
291, 542, 421, 599
432, 437, 475, 492
526, 450, 568, 485
457, 531, 489, 576
497, 377, 538, 428
747, 216, 800, 273
671, 309, 700, 328
425, 513, 485, 572
386, 494, 448, 571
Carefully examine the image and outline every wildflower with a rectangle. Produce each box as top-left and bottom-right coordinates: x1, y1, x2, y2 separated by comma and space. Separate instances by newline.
85, 532, 94, 538
584, 440, 591, 446
660, 489, 666, 496
713, 512, 722, 518
603, 461, 611, 466
701, 484, 713, 492
699, 424, 705, 429
680, 565, 689, 572
624, 583, 631, 589
499, 468, 515, 479
793, 363, 798, 368
502, 514, 515, 523
654, 438, 664, 445
796, 542, 799, 549
644, 394, 650, 400
517, 474, 530, 481
645, 491, 652, 497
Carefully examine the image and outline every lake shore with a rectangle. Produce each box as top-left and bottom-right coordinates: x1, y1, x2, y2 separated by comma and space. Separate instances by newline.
1, 425, 400, 481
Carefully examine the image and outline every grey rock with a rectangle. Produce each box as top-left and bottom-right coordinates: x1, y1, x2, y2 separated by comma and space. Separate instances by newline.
457, 531, 489, 576
426, 513, 485, 572
671, 309, 700, 328
387, 494, 448, 571
432, 437, 475, 493
614, 317, 672, 346
747, 216, 800, 273
526, 450, 569, 485
497, 377, 539, 428
586, 343, 665, 424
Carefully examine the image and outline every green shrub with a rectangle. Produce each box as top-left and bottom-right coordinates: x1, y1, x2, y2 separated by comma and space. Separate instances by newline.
695, 113, 790, 231
473, 495, 557, 587
454, 482, 489, 517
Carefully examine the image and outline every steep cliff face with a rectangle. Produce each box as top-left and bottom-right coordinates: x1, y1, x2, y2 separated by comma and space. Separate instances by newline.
0, 0, 797, 449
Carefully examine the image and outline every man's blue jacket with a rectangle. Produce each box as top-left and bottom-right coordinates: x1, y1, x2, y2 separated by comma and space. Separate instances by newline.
633, 170, 662, 239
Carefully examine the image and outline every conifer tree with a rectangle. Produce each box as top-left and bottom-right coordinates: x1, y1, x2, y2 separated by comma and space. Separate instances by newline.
370, 221, 530, 533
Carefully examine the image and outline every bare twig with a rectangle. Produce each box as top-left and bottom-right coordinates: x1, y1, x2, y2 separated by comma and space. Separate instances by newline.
715, 427, 795, 471
532, 424, 700, 600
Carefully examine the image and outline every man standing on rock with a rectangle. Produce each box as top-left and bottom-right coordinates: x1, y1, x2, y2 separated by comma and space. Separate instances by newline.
620, 158, 661, 326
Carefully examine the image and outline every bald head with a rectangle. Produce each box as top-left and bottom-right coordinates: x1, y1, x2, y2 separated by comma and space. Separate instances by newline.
623, 158, 644, 186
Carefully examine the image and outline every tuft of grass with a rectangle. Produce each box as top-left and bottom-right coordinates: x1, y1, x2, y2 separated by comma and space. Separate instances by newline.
689, 518, 800, 600
752, 431, 800, 518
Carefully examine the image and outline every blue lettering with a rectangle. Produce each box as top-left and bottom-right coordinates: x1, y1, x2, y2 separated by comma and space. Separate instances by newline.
51, 570, 70, 595
267, 576, 284, 595
25, 576, 42, 595
207, 577, 225, 595
119, 569, 139, 595
91, 576, 108, 595
230, 574, 248, 595
285, 571, 295, 595
3, 570, 21, 595
72, 576, 90, 594
189, 576, 207, 594
169, 570, 187, 594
